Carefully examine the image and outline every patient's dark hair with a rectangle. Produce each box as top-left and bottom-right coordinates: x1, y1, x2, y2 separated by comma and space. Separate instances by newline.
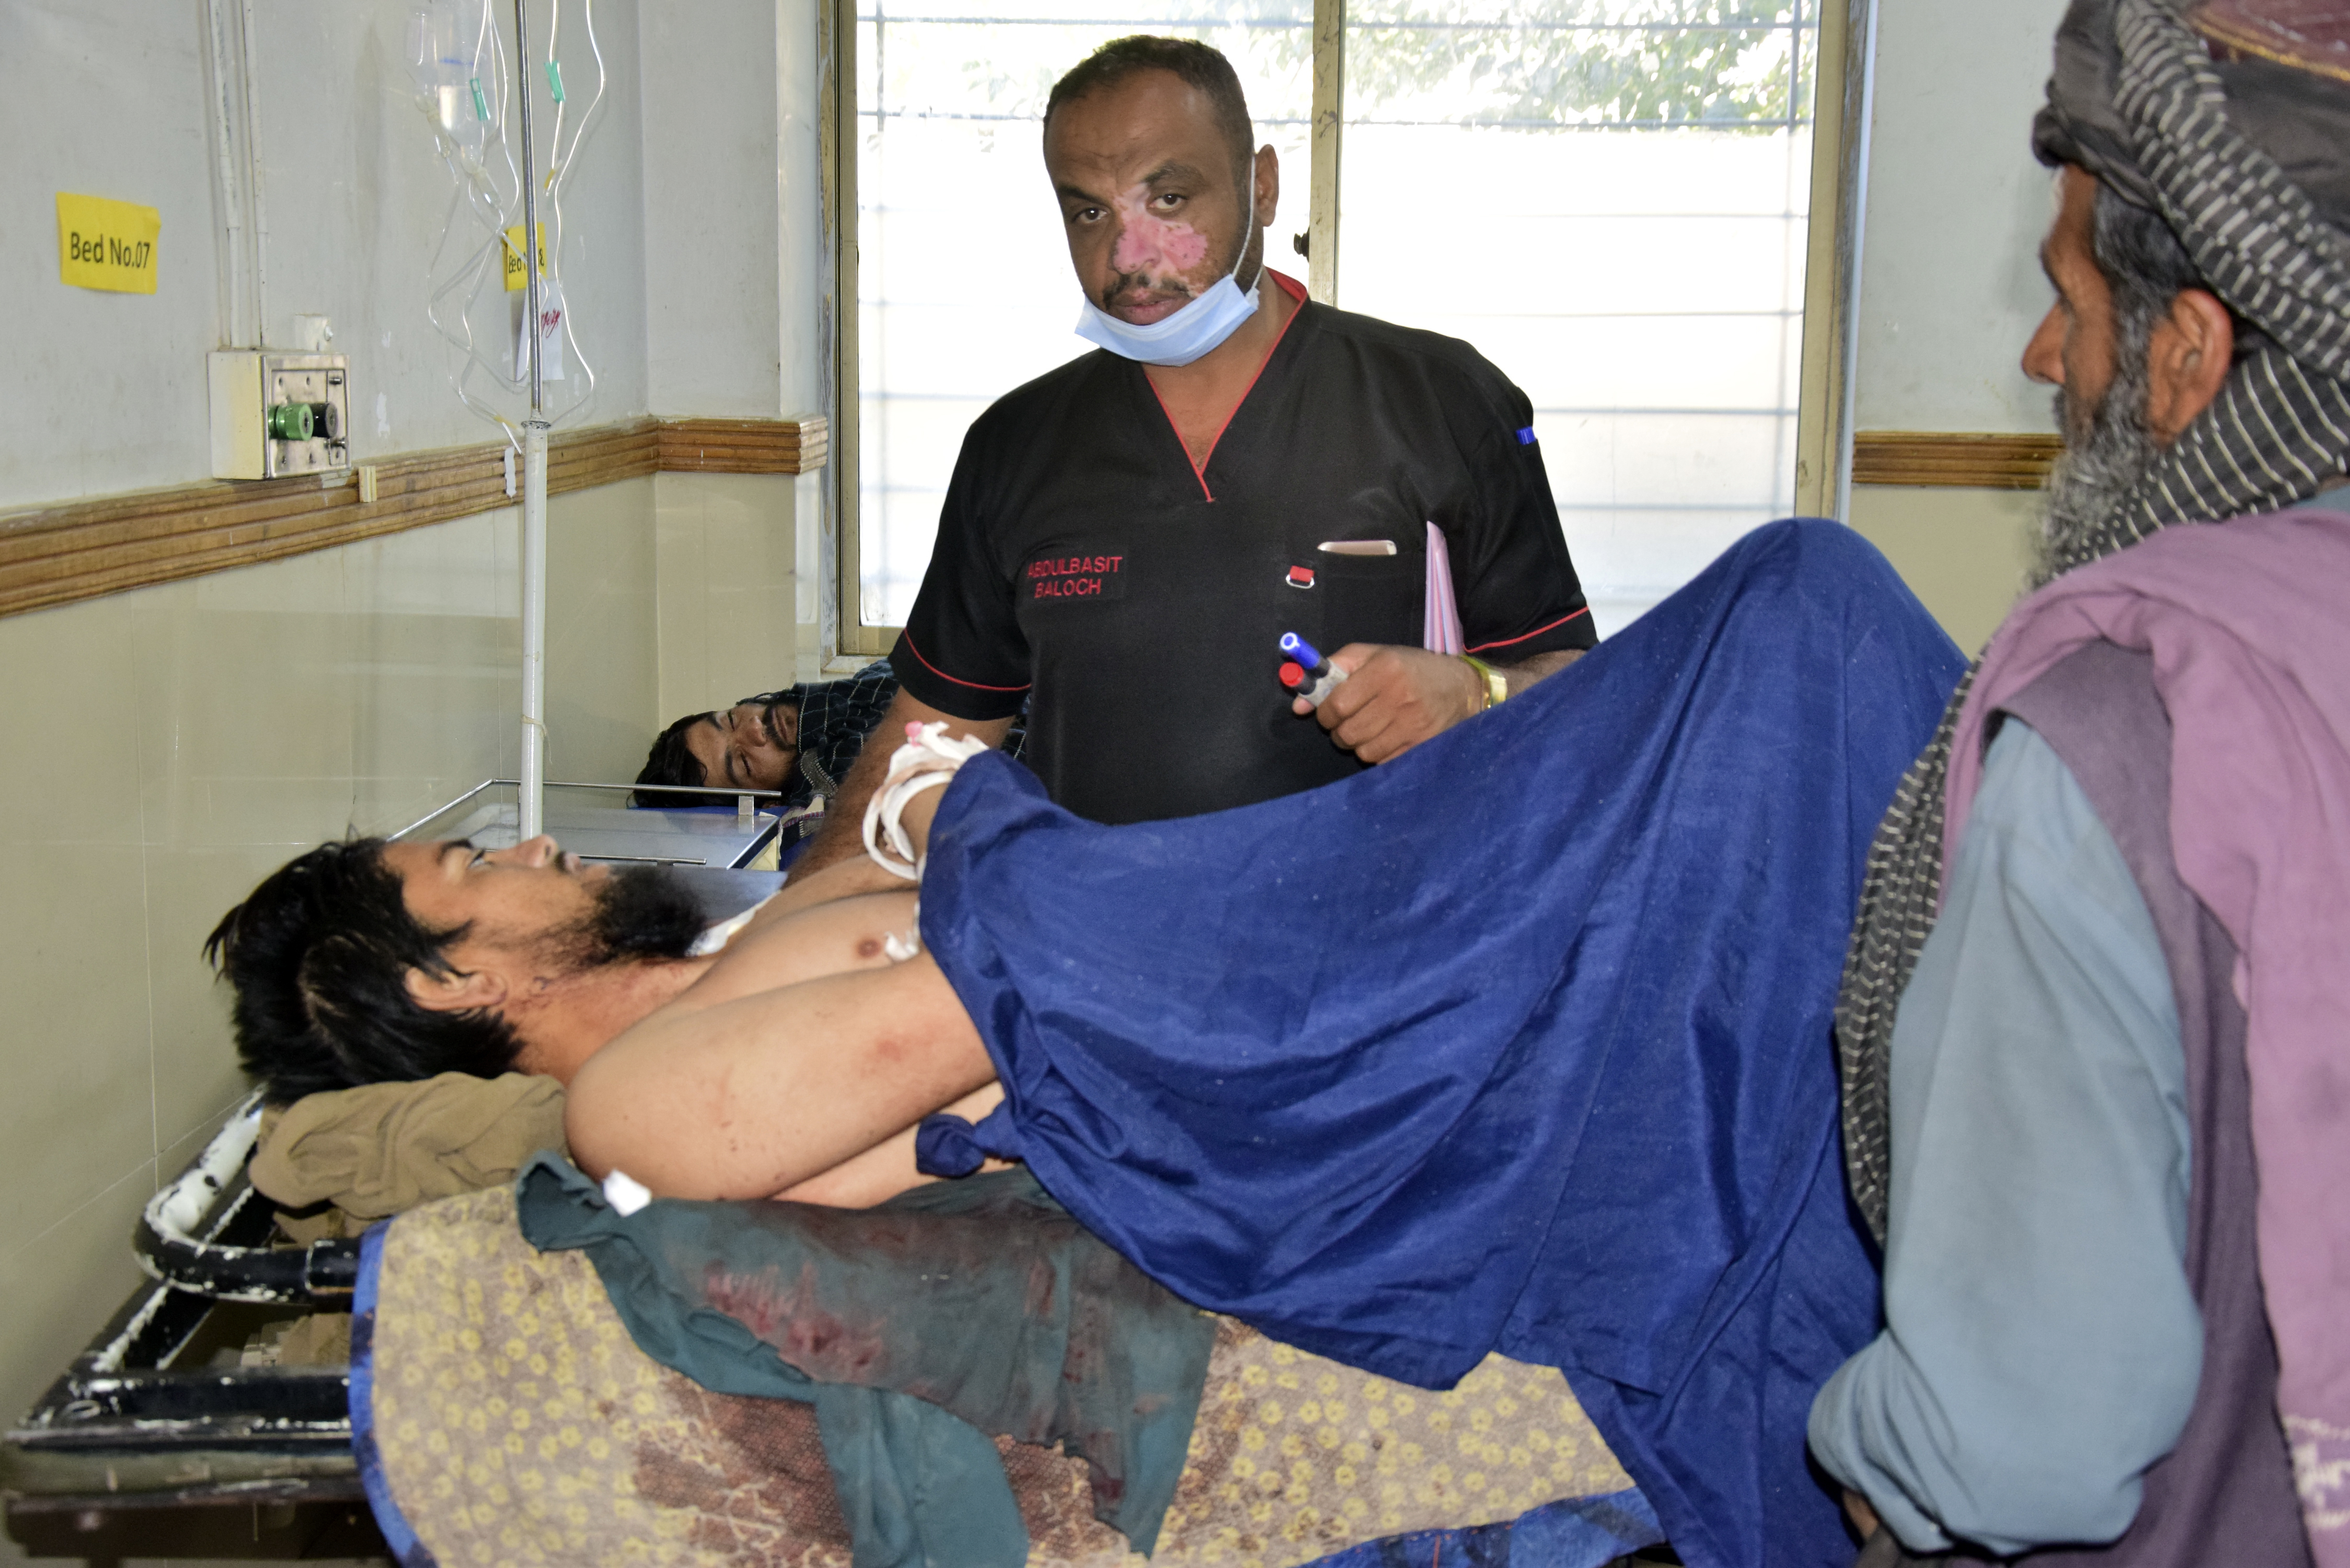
204, 838, 522, 1103
632, 712, 710, 809
1045, 37, 1254, 185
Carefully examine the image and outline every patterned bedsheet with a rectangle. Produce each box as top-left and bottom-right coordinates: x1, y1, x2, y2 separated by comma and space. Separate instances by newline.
356, 1186, 1654, 1567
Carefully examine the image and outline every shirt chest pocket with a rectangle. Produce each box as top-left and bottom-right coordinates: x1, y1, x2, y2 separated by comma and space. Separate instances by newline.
1296, 537, 1425, 651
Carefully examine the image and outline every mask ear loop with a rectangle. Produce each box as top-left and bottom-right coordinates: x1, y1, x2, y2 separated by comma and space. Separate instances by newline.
1232, 164, 1264, 296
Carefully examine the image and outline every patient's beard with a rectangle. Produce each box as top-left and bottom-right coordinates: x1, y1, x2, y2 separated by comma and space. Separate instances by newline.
547, 865, 707, 972
2034, 341, 2161, 591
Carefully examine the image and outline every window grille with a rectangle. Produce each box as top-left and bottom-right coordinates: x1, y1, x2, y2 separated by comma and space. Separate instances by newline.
838, 0, 1822, 646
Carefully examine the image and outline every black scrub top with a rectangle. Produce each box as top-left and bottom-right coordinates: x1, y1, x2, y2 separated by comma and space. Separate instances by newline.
892, 271, 1596, 825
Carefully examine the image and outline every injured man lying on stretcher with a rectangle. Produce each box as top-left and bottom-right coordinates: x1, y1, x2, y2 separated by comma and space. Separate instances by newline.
209, 519, 1967, 1568
211, 787, 1003, 1209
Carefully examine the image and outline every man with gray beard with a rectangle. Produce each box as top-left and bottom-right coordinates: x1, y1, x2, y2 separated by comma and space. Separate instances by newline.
1814, 1, 2350, 1565
2028, 199, 2172, 591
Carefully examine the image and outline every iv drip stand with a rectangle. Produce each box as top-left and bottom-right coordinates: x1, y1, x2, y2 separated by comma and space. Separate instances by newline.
514, 0, 548, 840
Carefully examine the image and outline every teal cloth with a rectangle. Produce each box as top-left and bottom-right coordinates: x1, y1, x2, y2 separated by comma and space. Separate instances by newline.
514, 1156, 1214, 1568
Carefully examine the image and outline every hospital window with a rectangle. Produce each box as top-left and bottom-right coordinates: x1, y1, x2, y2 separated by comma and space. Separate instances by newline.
832, 0, 1822, 652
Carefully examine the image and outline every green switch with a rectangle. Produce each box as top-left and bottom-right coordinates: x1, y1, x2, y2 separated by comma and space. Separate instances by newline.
267, 402, 314, 441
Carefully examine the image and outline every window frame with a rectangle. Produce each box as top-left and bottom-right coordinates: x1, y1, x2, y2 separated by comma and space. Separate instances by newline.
820, 0, 1873, 660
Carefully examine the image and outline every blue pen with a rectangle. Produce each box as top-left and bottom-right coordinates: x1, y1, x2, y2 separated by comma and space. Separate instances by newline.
1277, 632, 1349, 709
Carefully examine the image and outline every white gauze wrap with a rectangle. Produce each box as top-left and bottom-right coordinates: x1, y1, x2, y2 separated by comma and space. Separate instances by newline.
861, 721, 993, 882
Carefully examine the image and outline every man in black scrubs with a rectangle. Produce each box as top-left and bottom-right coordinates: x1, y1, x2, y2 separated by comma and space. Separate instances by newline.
802, 36, 1595, 863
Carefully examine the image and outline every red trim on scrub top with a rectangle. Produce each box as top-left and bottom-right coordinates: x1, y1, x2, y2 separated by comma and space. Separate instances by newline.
899, 630, 1033, 693
1465, 606, 1592, 655
1146, 269, 1310, 504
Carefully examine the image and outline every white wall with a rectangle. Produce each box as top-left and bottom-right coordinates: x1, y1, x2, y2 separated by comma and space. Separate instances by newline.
641, 0, 782, 416
0, 3, 224, 506
637, 0, 828, 419
777, 0, 827, 416
1842, 0, 2072, 653
0, 0, 651, 512
1851, 0, 2070, 434
0, 0, 830, 710
778, 0, 833, 671
640, 0, 832, 701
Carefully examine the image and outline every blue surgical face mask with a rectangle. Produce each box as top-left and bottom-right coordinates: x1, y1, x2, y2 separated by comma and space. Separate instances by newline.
1074, 201, 1262, 367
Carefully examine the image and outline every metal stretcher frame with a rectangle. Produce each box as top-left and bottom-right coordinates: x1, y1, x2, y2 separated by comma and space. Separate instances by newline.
389, 776, 791, 841
1, 786, 787, 1559
1, 1102, 375, 1559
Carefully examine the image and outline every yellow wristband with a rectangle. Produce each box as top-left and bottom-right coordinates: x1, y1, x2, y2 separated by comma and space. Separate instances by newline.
1459, 654, 1507, 710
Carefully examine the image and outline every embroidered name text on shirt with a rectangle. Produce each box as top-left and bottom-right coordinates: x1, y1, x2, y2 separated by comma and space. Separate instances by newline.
1027, 553, 1128, 602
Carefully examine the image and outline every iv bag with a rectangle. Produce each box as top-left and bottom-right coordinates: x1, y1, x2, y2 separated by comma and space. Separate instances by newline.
407, 0, 492, 167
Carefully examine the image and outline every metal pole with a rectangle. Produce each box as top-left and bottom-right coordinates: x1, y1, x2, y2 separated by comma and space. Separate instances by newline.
520, 422, 548, 839
514, 0, 549, 839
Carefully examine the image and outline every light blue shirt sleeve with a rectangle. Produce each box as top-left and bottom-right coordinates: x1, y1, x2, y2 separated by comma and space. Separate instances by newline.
1810, 720, 2200, 1555
2293, 480, 2350, 513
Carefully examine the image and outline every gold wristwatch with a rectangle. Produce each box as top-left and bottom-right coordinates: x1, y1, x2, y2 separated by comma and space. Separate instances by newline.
1458, 654, 1508, 710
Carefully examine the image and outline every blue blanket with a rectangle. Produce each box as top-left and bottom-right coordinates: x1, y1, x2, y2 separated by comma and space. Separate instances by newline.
917, 520, 1965, 1568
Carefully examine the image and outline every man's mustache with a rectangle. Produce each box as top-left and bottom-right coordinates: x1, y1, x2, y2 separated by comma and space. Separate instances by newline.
1105, 269, 1202, 306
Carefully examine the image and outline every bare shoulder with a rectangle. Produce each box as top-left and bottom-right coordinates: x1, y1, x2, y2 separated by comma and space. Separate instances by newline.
750, 851, 904, 924
665, 889, 921, 1017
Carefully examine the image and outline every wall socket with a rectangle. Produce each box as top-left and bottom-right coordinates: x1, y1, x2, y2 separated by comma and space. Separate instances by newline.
208, 351, 351, 480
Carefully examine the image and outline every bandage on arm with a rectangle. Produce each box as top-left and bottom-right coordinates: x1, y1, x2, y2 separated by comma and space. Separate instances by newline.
863, 721, 994, 881
796, 689, 1013, 875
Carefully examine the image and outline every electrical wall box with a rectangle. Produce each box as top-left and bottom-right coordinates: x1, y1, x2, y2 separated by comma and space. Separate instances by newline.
208, 351, 351, 480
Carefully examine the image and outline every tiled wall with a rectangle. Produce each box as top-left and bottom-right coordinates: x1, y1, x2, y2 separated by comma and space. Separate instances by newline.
1849, 486, 2039, 656
652, 470, 818, 724
0, 477, 658, 1442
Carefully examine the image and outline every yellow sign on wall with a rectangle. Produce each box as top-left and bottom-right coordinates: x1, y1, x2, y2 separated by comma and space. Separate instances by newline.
57, 192, 160, 294
502, 224, 548, 292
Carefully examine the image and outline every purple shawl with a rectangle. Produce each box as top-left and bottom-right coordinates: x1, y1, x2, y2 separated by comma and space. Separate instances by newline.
1943, 506, 2350, 1563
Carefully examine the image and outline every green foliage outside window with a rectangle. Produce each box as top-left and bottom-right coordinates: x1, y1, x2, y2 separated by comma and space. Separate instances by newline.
937, 1, 1814, 134
1347, 1, 1816, 130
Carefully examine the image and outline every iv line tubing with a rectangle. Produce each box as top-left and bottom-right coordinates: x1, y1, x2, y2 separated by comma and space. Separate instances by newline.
514, 0, 547, 839
415, 1, 605, 440
516, 0, 544, 419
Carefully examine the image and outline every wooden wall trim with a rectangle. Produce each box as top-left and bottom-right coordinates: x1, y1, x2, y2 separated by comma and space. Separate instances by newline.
657, 416, 828, 475
0, 416, 827, 620
1851, 430, 2062, 490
